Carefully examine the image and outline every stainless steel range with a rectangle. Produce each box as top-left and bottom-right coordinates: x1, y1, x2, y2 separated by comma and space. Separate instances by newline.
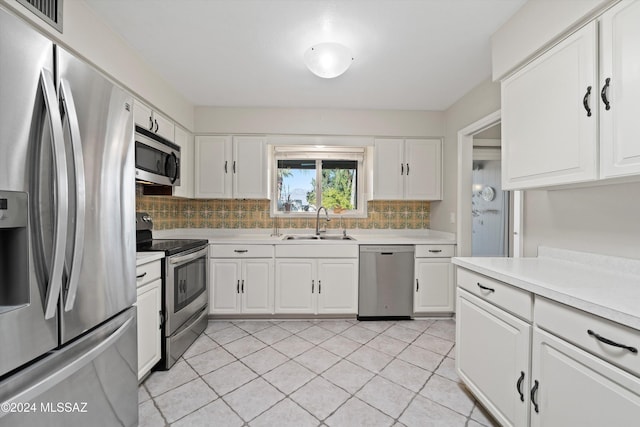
136, 213, 209, 370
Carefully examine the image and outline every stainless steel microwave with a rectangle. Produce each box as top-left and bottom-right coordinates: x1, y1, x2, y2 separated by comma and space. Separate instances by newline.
134, 126, 180, 186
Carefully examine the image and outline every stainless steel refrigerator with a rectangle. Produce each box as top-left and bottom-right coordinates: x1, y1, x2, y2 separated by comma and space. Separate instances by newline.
0, 6, 137, 426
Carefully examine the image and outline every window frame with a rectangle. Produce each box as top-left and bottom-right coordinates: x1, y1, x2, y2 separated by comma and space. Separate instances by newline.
270, 146, 367, 218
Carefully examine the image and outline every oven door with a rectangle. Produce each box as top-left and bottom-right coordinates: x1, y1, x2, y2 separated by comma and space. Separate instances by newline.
165, 245, 208, 336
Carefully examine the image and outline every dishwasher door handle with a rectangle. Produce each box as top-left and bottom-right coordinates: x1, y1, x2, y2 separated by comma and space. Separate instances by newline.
380, 252, 395, 255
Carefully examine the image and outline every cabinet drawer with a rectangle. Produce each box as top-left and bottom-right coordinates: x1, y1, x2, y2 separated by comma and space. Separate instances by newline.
457, 268, 532, 321
415, 245, 455, 258
275, 244, 358, 258
535, 297, 640, 377
210, 244, 274, 258
136, 260, 161, 288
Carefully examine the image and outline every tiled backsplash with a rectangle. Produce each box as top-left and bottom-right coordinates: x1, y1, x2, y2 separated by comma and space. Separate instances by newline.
136, 195, 430, 231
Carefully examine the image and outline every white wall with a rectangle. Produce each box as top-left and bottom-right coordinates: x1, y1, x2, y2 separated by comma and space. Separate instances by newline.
431, 78, 501, 233
523, 183, 640, 260
491, 0, 616, 80
195, 107, 444, 137
0, 0, 194, 130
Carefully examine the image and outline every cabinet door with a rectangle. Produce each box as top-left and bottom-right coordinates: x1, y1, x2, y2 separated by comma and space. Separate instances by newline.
531, 328, 640, 427
405, 139, 442, 200
600, 0, 640, 178
414, 259, 453, 313
173, 127, 194, 198
501, 22, 598, 190
242, 259, 274, 314
373, 138, 404, 200
210, 259, 241, 314
137, 279, 162, 380
232, 136, 268, 199
152, 111, 175, 142
457, 290, 531, 427
133, 100, 153, 131
195, 136, 232, 198
274, 259, 315, 314
317, 259, 358, 314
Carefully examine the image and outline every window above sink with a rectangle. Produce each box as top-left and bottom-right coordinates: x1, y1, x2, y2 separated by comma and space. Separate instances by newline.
271, 145, 367, 218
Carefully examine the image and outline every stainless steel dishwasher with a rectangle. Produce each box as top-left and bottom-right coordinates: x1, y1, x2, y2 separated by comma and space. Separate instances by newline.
358, 245, 415, 320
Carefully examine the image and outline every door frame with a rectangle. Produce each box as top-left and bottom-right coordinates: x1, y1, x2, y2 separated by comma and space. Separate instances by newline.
456, 110, 523, 257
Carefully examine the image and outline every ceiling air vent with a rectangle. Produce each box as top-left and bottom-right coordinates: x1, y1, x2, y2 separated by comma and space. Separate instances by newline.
17, 0, 63, 32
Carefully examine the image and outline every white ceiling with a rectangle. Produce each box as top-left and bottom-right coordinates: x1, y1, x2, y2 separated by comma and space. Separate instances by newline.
85, 0, 526, 111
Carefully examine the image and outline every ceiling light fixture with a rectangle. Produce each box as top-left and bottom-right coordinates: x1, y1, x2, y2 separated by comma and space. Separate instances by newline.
304, 42, 353, 79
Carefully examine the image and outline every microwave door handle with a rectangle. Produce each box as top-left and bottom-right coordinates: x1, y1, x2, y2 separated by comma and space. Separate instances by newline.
167, 152, 178, 184
39, 69, 69, 320
59, 79, 86, 312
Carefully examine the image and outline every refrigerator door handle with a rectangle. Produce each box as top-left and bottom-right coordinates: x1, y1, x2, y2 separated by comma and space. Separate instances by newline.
39, 69, 69, 320
59, 79, 86, 312
0, 313, 135, 413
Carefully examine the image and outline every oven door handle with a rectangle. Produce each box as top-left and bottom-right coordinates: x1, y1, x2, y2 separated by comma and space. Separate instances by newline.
169, 247, 208, 265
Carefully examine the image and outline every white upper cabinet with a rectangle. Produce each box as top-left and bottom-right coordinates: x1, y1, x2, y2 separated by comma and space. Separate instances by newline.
502, 22, 598, 190
195, 135, 267, 199
600, 0, 640, 178
374, 139, 405, 199
232, 136, 268, 199
195, 135, 231, 198
173, 126, 194, 198
373, 138, 442, 200
133, 99, 175, 142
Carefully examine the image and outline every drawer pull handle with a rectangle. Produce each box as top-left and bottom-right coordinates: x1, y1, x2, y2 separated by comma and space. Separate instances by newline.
428, 249, 442, 253
587, 329, 638, 354
477, 282, 495, 293
516, 371, 525, 402
234, 249, 248, 253
136, 272, 147, 279
530, 380, 539, 413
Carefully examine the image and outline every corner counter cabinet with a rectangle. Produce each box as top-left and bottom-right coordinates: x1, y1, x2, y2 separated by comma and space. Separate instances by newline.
454, 253, 640, 427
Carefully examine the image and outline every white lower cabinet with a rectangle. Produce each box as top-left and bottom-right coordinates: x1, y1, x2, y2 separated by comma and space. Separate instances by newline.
136, 258, 162, 381
457, 289, 531, 427
210, 258, 274, 314
530, 328, 640, 427
274, 258, 358, 315
457, 266, 640, 427
414, 245, 455, 313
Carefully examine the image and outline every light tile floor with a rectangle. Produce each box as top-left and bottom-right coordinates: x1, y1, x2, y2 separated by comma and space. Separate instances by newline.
139, 319, 499, 427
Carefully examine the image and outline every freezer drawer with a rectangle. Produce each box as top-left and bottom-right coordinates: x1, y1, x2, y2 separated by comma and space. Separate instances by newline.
0, 308, 138, 427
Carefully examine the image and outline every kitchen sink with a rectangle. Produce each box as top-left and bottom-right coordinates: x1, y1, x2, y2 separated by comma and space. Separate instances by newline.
282, 234, 355, 241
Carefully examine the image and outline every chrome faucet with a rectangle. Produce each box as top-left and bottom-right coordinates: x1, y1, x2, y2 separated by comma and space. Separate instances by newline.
315, 206, 330, 235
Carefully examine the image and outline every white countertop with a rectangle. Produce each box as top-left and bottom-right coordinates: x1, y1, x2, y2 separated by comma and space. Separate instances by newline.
136, 251, 164, 266
152, 228, 456, 246
453, 247, 640, 330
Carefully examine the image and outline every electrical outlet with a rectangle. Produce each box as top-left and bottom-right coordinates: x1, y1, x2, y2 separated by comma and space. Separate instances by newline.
449, 212, 456, 224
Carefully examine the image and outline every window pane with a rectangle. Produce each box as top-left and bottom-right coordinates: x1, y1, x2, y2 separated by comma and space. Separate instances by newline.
320, 160, 357, 212
277, 160, 317, 212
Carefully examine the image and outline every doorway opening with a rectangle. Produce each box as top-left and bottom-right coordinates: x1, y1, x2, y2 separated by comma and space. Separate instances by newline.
472, 126, 508, 256
457, 110, 522, 258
